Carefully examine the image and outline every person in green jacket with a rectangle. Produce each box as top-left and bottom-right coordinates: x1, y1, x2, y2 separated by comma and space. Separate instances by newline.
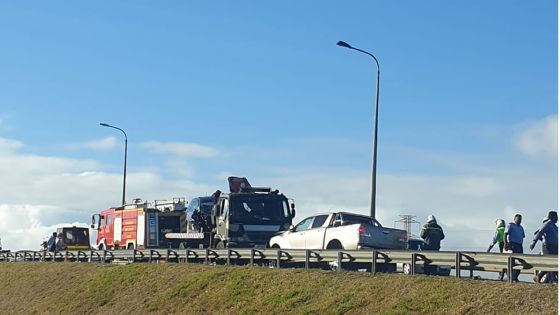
487, 219, 506, 281
487, 219, 506, 253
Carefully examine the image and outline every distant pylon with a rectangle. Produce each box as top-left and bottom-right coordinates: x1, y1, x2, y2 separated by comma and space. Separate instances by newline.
394, 214, 420, 237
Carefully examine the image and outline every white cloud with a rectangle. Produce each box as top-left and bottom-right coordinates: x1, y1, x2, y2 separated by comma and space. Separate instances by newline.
82, 136, 118, 150
514, 115, 557, 158
0, 137, 23, 153
0, 204, 91, 250
143, 141, 219, 158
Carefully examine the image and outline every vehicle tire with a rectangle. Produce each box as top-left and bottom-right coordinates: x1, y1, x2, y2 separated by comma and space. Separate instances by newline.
403, 263, 412, 275
127, 243, 134, 250
98, 244, 104, 250
326, 240, 343, 250
271, 244, 280, 249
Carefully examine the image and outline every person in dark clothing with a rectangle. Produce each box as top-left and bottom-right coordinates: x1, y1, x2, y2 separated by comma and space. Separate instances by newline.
530, 211, 558, 283
46, 232, 57, 252
504, 214, 525, 282
420, 215, 445, 250
420, 215, 445, 275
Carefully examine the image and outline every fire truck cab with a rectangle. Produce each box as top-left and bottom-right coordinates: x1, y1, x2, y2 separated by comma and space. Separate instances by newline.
92, 198, 186, 250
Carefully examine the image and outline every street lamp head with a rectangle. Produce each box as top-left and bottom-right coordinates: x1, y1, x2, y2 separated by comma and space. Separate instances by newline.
99, 123, 110, 127
336, 41, 352, 49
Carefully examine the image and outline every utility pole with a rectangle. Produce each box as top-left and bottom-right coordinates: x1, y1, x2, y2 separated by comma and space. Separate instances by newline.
394, 214, 420, 238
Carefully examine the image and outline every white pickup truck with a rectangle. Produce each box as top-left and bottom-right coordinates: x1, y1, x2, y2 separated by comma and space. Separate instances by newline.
268, 212, 408, 250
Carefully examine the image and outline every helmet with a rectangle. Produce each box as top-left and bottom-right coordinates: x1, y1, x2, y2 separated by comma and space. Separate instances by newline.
427, 215, 436, 223
547, 211, 558, 222
495, 219, 505, 228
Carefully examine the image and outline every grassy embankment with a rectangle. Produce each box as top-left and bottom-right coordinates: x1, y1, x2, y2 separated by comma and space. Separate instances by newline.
0, 263, 556, 314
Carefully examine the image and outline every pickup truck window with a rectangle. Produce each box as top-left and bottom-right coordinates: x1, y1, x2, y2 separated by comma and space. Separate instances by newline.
294, 217, 314, 232
341, 214, 373, 226
311, 215, 329, 228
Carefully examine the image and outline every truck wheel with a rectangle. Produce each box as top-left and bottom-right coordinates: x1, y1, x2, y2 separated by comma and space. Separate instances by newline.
98, 244, 104, 250
326, 240, 343, 250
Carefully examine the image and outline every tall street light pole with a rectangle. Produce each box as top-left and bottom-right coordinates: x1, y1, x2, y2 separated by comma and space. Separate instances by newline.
99, 123, 128, 206
337, 40, 380, 219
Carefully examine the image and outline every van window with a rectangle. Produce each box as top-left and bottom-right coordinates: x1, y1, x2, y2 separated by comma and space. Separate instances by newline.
106, 215, 112, 226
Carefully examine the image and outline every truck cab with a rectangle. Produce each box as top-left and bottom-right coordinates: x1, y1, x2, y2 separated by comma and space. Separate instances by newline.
211, 188, 295, 248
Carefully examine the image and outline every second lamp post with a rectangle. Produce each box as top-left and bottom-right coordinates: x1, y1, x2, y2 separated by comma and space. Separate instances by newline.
100, 123, 128, 206
337, 40, 380, 220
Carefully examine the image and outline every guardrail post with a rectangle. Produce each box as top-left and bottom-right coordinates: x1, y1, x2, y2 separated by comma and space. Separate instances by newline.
507, 256, 514, 284
250, 249, 255, 266
411, 253, 417, 276
455, 252, 461, 278
337, 251, 343, 272
371, 250, 377, 274
276, 250, 281, 269
205, 248, 209, 265
305, 250, 310, 270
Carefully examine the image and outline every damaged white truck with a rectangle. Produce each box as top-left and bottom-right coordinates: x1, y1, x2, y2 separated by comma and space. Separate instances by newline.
268, 212, 408, 250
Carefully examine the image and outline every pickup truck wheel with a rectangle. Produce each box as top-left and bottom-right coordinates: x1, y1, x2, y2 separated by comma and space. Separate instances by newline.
326, 240, 343, 250
403, 263, 412, 275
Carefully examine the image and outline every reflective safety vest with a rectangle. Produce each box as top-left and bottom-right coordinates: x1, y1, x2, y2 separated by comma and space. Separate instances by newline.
496, 226, 505, 244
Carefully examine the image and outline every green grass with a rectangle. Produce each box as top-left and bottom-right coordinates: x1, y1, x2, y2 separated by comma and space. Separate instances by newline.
0, 263, 556, 314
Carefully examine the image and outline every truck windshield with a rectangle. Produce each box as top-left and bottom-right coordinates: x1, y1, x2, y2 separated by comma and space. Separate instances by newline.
230, 197, 289, 224
200, 202, 214, 214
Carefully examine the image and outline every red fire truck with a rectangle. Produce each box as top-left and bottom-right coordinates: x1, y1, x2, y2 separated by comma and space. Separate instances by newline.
91, 198, 186, 250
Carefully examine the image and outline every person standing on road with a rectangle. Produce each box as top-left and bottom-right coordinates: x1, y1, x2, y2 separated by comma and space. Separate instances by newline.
487, 219, 506, 281
55, 232, 65, 251
420, 215, 445, 276
420, 215, 445, 251
530, 211, 558, 283
504, 214, 525, 282
487, 219, 506, 253
46, 232, 57, 252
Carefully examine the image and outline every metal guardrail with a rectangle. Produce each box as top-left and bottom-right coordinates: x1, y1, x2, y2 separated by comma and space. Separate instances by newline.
0, 249, 556, 283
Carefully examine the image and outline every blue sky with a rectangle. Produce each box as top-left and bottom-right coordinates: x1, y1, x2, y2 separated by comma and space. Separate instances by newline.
0, 2, 557, 251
